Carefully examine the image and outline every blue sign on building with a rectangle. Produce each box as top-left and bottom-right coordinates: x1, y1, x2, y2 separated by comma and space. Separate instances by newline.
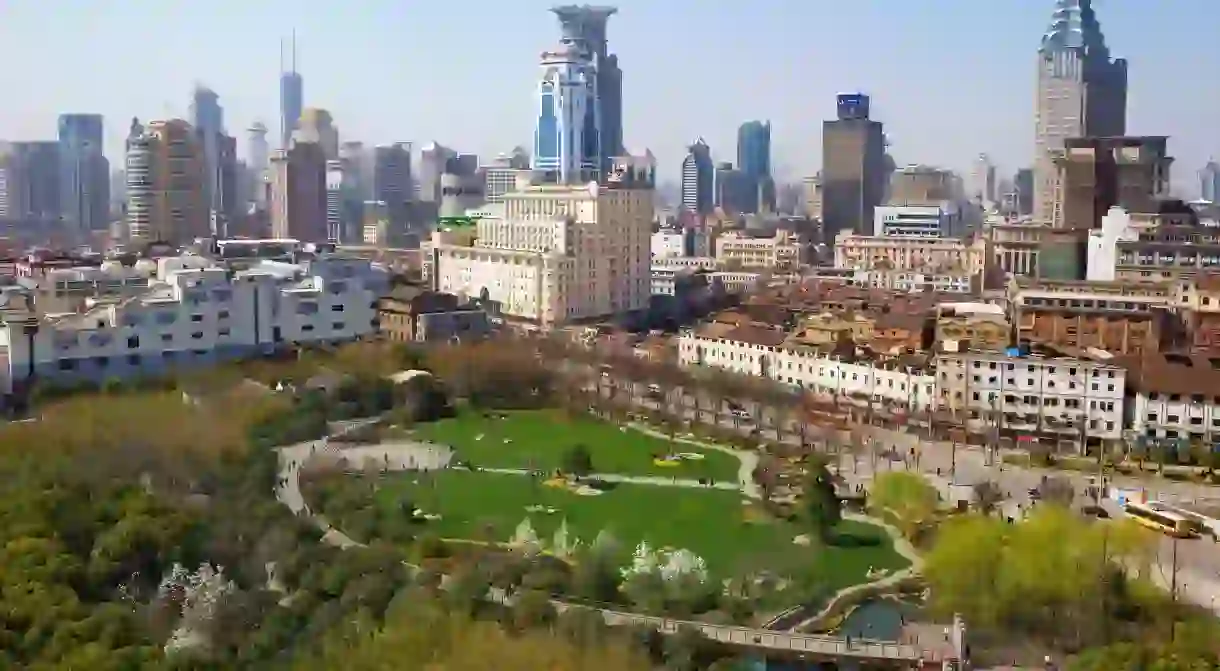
836, 93, 871, 121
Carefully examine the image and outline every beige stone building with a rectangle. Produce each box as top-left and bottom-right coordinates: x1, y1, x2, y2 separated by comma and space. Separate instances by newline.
834, 231, 986, 274
715, 230, 805, 271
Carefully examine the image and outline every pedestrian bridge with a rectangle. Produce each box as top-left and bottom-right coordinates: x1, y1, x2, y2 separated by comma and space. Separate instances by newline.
559, 602, 943, 666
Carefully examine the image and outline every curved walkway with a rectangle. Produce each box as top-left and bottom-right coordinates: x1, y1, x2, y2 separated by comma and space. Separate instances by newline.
764, 512, 922, 632
625, 422, 761, 499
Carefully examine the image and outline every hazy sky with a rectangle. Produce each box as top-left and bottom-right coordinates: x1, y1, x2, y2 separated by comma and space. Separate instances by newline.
0, 0, 1215, 189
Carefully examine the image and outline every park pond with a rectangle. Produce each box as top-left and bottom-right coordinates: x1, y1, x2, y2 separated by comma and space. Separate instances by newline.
834, 596, 919, 641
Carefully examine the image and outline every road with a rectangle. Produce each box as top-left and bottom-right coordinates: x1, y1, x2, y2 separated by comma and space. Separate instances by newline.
582, 373, 1220, 615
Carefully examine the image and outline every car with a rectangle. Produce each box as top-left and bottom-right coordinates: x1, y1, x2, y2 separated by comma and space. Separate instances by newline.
1079, 505, 1110, 519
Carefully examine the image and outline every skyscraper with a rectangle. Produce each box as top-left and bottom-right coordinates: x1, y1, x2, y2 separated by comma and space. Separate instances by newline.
1200, 160, 1220, 204
247, 122, 270, 207
374, 143, 413, 230
680, 138, 713, 215
736, 120, 773, 213
58, 113, 109, 234
189, 86, 224, 221
552, 6, 622, 171
972, 153, 997, 203
1, 142, 60, 222
270, 142, 327, 242
531, 34, 598, 184
821, 94, 886, 237
124, 118, 153, 242
418, 142, 451, 203
1033, 0, 1127, 225
132, 119, 209, 244
279, 34, 304, 150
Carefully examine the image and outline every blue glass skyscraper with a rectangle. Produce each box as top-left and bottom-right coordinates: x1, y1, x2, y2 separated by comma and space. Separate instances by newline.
736, 120, 773, 213
532, 38, 597, 184
57, 113, 109, 233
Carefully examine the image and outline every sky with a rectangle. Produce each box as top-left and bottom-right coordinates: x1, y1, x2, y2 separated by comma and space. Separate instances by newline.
0, 0, 1216, 192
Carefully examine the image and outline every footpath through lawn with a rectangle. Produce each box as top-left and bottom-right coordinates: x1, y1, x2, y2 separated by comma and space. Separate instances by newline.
408, 409, 741, 481
366, 469, 909, 586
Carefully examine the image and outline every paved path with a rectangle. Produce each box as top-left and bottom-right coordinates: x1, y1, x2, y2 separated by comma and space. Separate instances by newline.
625, 422, 761, 499
479, 467, 742, 491
762, 512, 923, 632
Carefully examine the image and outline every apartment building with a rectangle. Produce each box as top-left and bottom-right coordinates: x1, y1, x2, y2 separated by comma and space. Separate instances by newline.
834, 232, 986, 274
1011, 278, 1171, 354
934, 350, 1126, 450
0, 254, 386, 394
678, 324, 935, 410
1120, 352, 1220, 442
1172, 275, 1220, 354
714, 229, 805, 271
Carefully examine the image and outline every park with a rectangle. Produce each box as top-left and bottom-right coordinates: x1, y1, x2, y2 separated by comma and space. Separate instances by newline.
303, 404, 913, 621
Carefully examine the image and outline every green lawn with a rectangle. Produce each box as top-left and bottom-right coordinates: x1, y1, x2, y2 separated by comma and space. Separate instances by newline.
359, 470, 907, 587
407, 409, 740, 481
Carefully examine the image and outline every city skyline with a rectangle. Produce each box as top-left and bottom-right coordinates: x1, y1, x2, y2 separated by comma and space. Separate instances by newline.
0, 0, 1216, 190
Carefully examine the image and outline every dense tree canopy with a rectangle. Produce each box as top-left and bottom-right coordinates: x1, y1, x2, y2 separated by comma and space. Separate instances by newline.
868, 471, 939, 539
923, 506, 1216, 658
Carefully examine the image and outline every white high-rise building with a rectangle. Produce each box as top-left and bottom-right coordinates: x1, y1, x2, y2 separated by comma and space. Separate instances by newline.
972, 153, 996, 204
429, 153, 655, 327
124, 119, 154, 242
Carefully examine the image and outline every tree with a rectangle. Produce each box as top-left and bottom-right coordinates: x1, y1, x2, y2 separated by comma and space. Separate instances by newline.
800, 455, 841, 541
303, 599, 652, 671
751, 455, 782, 505
562, 444, 594, 478
1038, 475, 1076, 508
972, 480, 1004, 516
869, 471, 939, 539
662, 625, 710, 671
924, 507, 1160, 650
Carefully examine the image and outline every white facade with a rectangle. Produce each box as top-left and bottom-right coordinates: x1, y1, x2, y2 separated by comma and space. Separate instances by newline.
843, 269, 974, 294
934, 351, 1126, 445
0, 255, 386, 393
431, 180, 652, 326
872, 203, 962, 238
1086, 206, 1137, 281
1130, 391, 1220, 442
651, 229, 688, 259
678, 331, 935, 411
653, 256, 717, 271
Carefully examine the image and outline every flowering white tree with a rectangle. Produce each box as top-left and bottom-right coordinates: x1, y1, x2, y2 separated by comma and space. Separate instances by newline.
158, 562, 236, 656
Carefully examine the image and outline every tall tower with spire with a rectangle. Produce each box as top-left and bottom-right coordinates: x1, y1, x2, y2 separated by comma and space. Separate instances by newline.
279, 32, 304, 150
1033, 0, 1127, 225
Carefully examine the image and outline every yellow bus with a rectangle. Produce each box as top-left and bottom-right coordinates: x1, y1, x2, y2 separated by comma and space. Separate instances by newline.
1123, 501, 1198, 539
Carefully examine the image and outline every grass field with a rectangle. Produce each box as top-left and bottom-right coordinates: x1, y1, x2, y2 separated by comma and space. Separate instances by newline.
407, 409, 741, 481
355, 469, 907, 587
